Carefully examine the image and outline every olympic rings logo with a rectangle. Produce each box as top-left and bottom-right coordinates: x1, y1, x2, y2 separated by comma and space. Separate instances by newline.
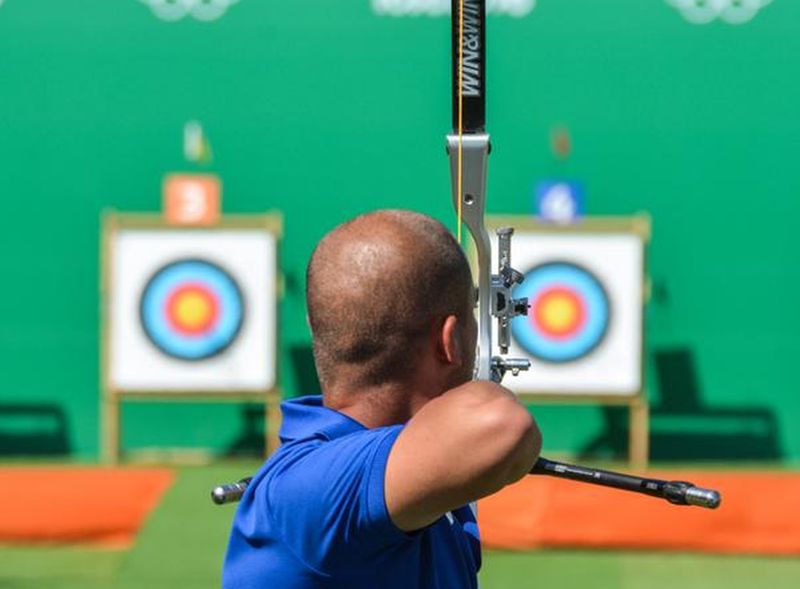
667, 0, 773, 24
372, 0, 536, 17
139, 0, 241, 22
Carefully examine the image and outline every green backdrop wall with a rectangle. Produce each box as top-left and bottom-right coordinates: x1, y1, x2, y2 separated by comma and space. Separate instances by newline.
0, 0, 797, 462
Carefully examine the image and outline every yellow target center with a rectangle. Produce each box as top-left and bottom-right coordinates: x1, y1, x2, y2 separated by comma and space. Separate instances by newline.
538, 292, 581, 335
173, 291, 214, 331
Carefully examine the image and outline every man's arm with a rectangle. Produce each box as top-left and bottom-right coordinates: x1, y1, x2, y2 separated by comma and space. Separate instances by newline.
384, 381, 542, 531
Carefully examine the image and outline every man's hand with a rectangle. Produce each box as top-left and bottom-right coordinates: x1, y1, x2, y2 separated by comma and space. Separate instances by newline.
384, 381, 541, 532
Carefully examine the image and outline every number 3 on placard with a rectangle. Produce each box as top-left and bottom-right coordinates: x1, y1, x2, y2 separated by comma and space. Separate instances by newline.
163, 174, 221, 226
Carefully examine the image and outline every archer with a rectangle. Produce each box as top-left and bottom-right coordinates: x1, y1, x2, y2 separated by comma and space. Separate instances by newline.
222, 210, 542, 588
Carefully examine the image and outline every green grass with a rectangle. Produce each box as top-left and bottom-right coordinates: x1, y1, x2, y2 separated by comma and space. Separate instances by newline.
481, 551, 800, 589
2, 464, 799, 589
0, 546, 121, 589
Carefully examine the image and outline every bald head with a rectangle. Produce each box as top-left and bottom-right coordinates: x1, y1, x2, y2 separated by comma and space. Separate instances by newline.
306, 210, 473, 391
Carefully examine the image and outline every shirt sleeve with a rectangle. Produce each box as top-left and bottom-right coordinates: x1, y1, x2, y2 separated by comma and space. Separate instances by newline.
263, 425, 409, 573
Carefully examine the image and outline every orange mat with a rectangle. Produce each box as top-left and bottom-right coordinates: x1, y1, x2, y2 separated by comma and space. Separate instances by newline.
0, 467, 174, 548
478, 471, 800, 555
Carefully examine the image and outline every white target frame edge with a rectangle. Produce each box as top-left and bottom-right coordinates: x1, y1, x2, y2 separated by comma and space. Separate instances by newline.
482, 214, 651, 469
99, 211, 283, 463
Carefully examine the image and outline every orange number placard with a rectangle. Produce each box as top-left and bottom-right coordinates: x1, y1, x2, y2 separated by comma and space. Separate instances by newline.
163, 174, 221, 226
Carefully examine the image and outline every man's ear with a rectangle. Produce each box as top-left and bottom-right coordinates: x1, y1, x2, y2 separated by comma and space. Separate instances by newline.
438, 315, 462, 366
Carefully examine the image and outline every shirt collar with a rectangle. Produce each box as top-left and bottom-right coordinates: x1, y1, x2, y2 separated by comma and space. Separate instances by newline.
279, 395, 367, 443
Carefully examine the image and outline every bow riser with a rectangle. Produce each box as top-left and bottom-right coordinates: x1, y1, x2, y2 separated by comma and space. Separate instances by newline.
447, 133, 492, 381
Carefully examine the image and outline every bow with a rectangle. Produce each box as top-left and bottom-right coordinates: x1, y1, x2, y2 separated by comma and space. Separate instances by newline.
444, 0, 722, 510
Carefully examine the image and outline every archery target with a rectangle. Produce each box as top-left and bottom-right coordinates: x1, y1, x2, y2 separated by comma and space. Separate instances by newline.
513, 262, 610, 363
139, 259, 244, 361
491, 227, 644, 396
107, 228, 277, 392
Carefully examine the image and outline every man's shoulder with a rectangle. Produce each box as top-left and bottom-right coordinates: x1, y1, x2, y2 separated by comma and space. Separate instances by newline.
236, 424, 409, 569
256, 424, 404, 493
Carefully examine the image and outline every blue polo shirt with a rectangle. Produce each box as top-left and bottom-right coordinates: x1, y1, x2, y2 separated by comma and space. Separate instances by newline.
222, 395, 481, 589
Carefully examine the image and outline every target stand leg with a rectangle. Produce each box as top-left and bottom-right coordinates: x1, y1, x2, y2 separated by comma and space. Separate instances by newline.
265, 391, 282, 456
629, 395, 649, 471
102, 393, 120, 465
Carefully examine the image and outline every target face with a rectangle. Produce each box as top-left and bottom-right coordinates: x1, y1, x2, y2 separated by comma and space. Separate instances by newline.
139, 259, 244, 361
512, 262, 610, 363
107, 225, 277, 392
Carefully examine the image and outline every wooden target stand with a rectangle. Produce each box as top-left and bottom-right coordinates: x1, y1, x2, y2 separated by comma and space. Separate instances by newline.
486, 214, 652, 471
100, 177, 283, 464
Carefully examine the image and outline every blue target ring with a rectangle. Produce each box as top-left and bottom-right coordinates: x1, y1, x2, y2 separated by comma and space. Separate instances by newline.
139, 259, 244, 361
512, 261, 610, 363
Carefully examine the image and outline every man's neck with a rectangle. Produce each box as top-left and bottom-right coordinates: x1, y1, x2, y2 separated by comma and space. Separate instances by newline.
323, 382, 437, 429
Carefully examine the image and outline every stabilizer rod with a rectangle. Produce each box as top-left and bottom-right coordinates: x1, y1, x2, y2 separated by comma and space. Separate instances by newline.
211, 478, 252, 505
211, 458, 721, 509
531, 458, 721, 509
